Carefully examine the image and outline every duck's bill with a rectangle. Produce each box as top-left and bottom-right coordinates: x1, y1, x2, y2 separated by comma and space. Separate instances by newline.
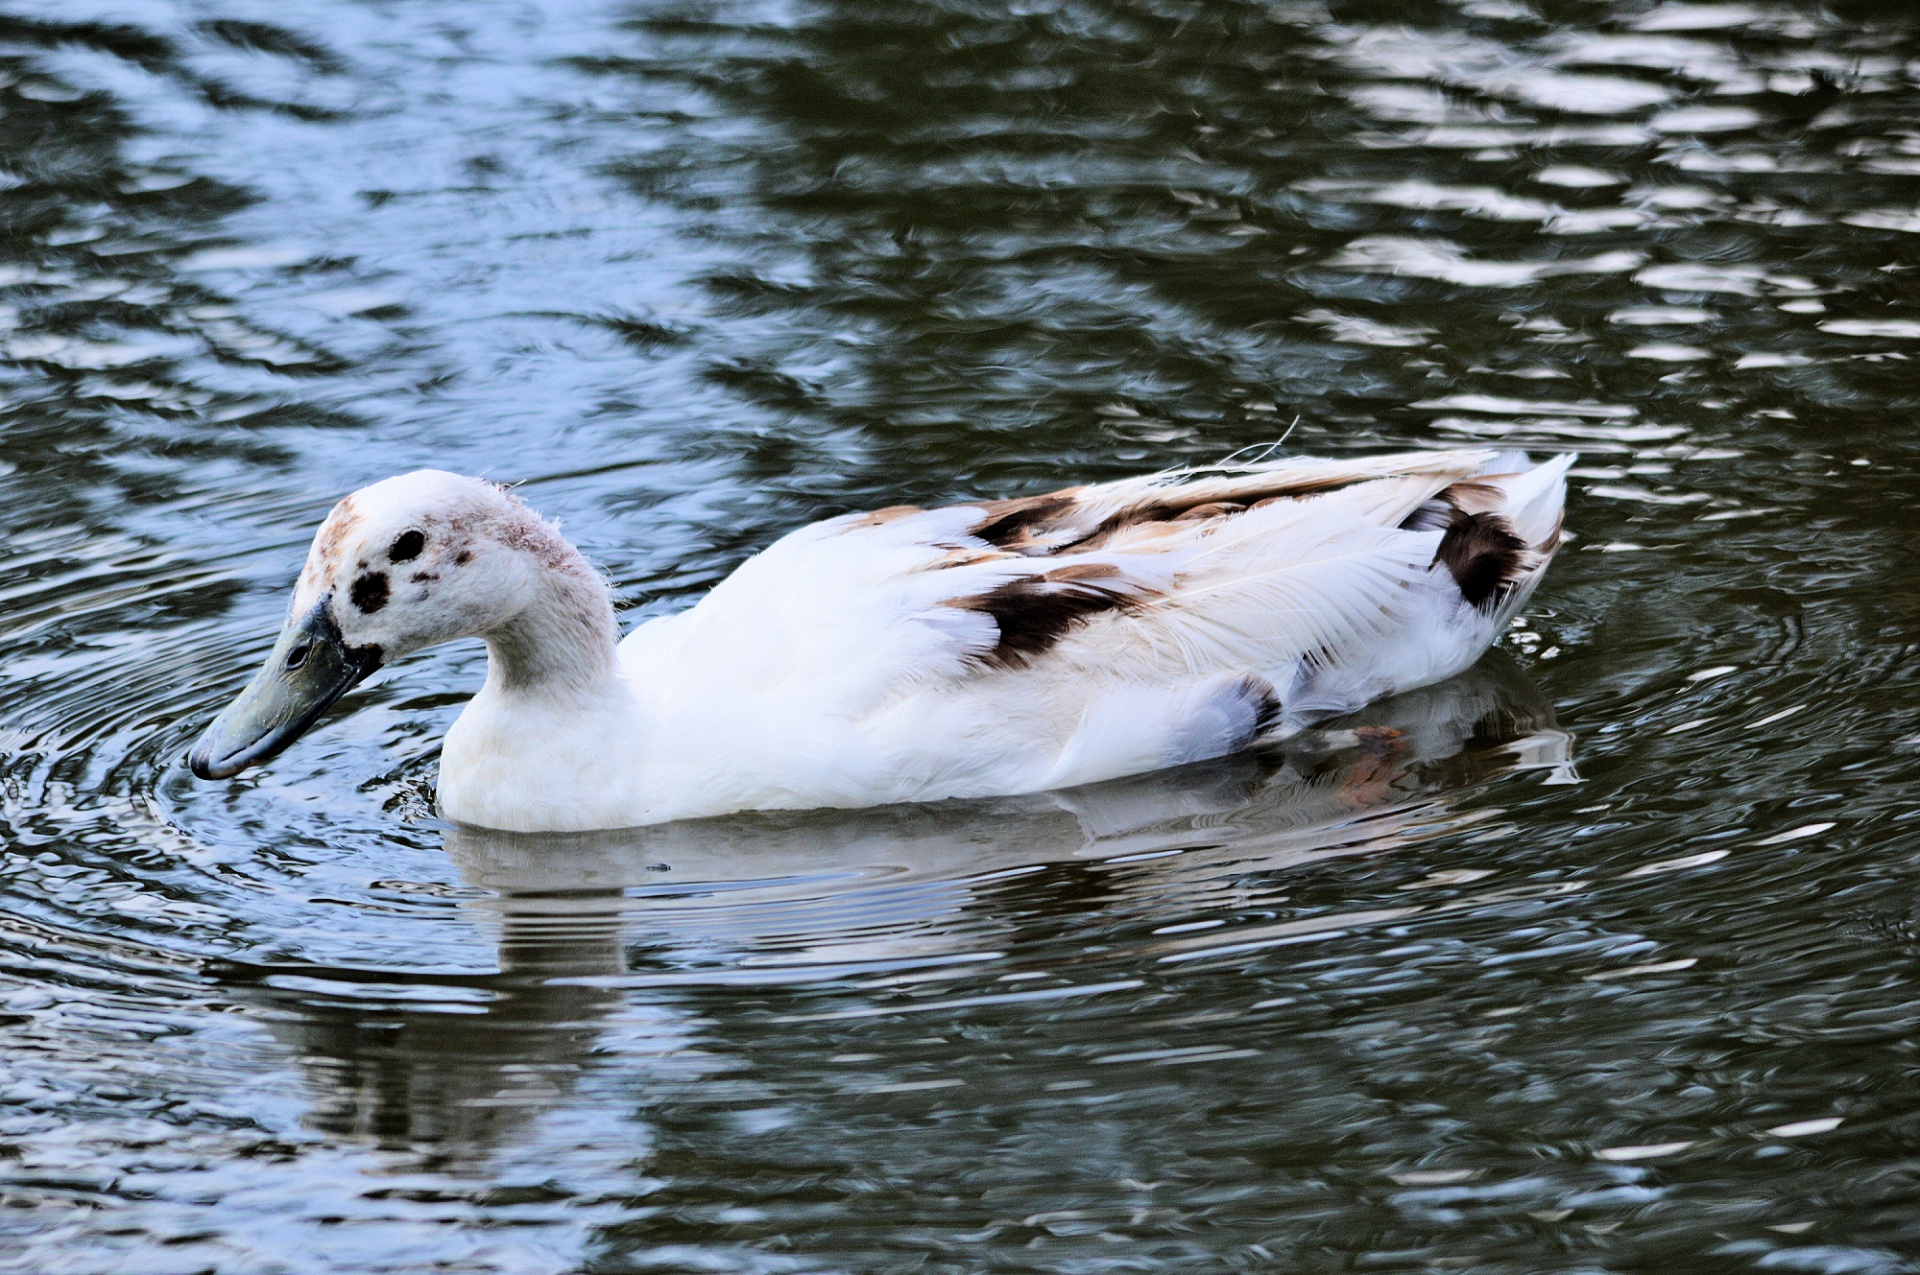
187, 604, 383, 780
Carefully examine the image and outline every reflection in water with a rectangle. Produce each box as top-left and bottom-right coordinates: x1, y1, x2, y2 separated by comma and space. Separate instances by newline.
8, 0, 1920, 1269
453, 650, 1571, 972
230, 907, 630, 1173
233, 658, 1561, 1169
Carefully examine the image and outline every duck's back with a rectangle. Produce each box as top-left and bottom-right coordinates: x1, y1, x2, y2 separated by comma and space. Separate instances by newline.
619, 448, 1569, 821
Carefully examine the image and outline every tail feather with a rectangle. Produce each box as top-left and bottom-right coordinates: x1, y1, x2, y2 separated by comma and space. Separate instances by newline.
1397, 453, 1569, 614
1479, 452, 1572, 549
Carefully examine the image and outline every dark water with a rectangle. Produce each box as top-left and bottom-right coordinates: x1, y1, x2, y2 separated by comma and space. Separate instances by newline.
4, 0, 1920, 1270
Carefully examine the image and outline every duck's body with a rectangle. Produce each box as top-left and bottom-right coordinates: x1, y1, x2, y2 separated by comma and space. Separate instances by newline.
191, 448, 1570, 832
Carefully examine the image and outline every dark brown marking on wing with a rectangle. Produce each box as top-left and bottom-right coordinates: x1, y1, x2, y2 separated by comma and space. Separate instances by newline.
968, 469, 1368, 557
968, 491, 1083, 551
1399, 481, 1532, 611
947, 565, 1147, 668
1040, 561, 1122, 582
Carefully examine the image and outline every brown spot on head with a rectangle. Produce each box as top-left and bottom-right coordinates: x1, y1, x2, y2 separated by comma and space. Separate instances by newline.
389, 529, 426, 562
410, 571, 437, 584
498, 522, 573, 571
455, 549, 473, 566
349, 571, 390, 614
313, 494, 361, 565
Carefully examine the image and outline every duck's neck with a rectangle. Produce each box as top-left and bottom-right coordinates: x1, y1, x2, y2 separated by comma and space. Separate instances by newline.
440, 545, 652, 831
481, 549, 624, 706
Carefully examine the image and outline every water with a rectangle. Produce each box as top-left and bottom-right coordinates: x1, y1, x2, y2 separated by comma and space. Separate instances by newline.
4, 0, 1920, 1269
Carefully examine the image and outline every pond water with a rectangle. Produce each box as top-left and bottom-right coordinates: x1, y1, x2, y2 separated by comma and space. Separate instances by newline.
4, 0, 1920, 1270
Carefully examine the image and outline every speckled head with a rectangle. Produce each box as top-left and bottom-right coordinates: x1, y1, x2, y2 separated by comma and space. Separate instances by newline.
290, 470, 584, 658
188, 470, 610, 780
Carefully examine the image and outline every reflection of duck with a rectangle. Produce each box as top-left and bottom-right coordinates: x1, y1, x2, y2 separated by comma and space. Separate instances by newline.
190, 449, 1568, 831
220, 894, 641, 1173
219, 655, 1565, 1167
443, 652, 1570, 962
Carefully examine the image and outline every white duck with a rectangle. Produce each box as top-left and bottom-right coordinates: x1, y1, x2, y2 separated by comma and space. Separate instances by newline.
188, 447, 1570, 832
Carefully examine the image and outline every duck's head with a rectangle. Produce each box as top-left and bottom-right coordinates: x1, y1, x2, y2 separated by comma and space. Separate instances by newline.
188, 470, 591, 780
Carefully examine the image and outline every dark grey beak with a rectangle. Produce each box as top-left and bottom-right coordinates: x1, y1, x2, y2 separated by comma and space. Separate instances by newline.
187, 601, 383, 780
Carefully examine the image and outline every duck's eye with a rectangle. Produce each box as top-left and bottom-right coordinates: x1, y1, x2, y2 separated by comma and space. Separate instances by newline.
388, 530, 426, 563
285, 643, 311, 671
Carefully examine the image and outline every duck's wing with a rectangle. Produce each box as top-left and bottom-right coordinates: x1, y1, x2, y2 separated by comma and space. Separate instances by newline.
624, 448, 1568, 796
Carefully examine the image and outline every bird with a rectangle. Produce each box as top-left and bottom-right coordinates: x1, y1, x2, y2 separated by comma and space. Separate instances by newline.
187, 446, 1570, 832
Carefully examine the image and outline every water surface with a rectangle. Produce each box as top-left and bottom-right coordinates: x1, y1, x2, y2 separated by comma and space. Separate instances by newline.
5, 0, 1920, 1270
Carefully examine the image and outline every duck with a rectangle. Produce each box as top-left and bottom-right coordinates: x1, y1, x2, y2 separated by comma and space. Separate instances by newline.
187, 446, 1571, 832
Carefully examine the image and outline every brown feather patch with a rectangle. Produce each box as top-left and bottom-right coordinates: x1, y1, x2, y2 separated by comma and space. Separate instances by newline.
947, 565, 1145, 668
1432, 506, 1529, 611
968, 491, 1083, 552
968, 469, 1370, 558
1041, 561, 1122, 582
1401, 480, 1534, 610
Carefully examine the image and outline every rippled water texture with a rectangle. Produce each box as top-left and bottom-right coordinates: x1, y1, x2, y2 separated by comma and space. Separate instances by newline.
4, 0, 1920, 1270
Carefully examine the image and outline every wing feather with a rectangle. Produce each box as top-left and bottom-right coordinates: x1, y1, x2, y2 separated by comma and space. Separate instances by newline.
622, 448, 1565, 782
